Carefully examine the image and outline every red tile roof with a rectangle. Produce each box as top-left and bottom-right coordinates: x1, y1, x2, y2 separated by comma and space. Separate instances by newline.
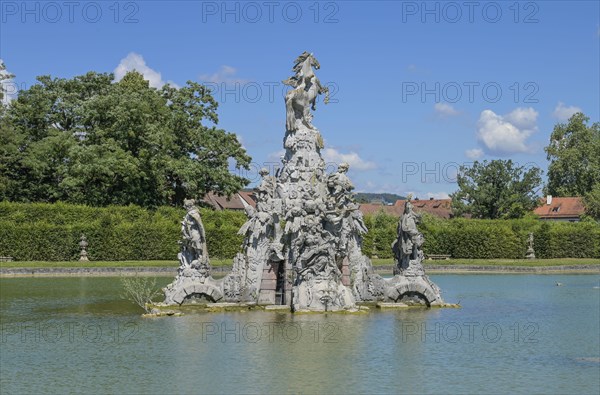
238, 191, 257, 208
203, 193, 586, 221
358, 203, 404, 217
202, 192, 255, 211
394, 199, 453, 219
533, 197, 584, 219
359, 199, 453, 219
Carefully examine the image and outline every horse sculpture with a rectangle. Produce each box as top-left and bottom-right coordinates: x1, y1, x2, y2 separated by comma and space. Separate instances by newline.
283, 52, 330, 131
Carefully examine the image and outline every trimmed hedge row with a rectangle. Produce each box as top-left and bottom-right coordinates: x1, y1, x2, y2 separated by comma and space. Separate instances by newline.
1, 202, 598, 261
420, 215, 600, 259
0, 202, 245, 261
363, 208, 600, 259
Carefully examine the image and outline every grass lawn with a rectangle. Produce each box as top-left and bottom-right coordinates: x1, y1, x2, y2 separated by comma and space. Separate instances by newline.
371, 258, 600, 267
1, 258, 598, 269
0, 259, 233, 269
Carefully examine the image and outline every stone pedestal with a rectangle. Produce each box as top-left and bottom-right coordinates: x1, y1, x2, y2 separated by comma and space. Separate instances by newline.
385, 274, 444, 307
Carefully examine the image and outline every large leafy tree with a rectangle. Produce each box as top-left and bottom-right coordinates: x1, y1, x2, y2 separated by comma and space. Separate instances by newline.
582, 183, 600, 221
0, 71, 251, 207
545, 112, 600, 197
451, 159, 543, 219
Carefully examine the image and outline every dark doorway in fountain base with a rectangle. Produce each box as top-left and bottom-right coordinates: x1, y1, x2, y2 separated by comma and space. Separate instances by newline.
396, 292, 430, 307
275, 261, 286, 305
183, 293, 217, 304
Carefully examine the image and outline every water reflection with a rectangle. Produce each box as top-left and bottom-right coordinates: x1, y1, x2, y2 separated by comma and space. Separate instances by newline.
1, 275, 598, 394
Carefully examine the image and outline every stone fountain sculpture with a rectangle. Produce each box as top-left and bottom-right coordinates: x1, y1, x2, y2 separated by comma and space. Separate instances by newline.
163, 52, 445, 310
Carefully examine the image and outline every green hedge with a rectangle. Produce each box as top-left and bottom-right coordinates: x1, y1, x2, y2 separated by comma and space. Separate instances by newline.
1, 202, 598, 261
0, 202, 245, 261
416, 215, 599, 259
362, 209, 600, 260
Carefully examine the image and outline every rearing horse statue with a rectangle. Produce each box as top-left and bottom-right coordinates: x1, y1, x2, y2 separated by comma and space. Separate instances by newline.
283, 52, 330, 131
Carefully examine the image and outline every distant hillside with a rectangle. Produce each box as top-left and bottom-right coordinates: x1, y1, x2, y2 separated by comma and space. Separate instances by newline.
355, 193, 406, 204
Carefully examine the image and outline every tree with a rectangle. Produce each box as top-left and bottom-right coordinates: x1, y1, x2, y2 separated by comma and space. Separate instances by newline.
451, 160, 543, 219
0, 71, 251, 206
545, 112, 600, 197
583, 183, 600, 221
120, 275, 162, 313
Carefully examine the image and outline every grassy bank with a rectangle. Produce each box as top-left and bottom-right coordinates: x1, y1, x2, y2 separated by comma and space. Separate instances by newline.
0, 259, 233, 269
372, 258, 600, 267
2, 258, 599, 269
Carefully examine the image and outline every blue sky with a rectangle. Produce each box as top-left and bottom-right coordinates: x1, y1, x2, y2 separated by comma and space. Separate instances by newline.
1, 0, 599, 198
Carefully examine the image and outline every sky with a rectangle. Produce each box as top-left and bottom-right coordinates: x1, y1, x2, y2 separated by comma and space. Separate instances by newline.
1, 0, 599, 199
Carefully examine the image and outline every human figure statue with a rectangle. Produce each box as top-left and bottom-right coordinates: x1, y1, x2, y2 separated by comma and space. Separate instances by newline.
393, 199, 425, 276
181, 199, 209, 267
327, 163, 354, 207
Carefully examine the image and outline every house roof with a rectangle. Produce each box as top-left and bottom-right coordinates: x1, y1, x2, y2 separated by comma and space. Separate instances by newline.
358, 203, 404, 217
533, 197, 584, 219
238, 191, 257, 208
359, 199, 453, 219
202, 192, 255, 211
202, 191, 585, 220
394, 199, 453, 219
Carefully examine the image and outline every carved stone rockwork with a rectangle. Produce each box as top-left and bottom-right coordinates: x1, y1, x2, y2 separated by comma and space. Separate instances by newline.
163, 52, 445, 311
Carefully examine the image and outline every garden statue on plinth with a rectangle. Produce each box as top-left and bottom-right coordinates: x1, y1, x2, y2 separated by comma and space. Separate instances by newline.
79, 234, 89, 262
526, 232, 536, 259
163, 199, 223, 304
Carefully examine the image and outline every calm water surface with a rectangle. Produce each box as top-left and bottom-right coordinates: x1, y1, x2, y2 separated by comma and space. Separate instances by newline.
1, 275, 599, 394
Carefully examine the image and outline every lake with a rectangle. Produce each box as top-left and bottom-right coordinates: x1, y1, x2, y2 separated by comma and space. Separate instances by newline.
1, 275, 599, 394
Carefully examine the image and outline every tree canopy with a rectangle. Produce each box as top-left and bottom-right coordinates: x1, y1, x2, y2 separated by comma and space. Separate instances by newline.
0, 71, 251, 207
451, 159, 543, 219
545, 112, 600, 197
582, 183, 600, 221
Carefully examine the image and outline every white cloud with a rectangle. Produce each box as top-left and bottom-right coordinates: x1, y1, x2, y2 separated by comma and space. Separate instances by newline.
199, 65, 247, 84
552, 102, 581, 121
322, 148, 377, 171
504, 107, 538, 130
434, 103, 459, 117
465, 148, 484, 160
114, 53, 177, 88
477, 108, 538, 154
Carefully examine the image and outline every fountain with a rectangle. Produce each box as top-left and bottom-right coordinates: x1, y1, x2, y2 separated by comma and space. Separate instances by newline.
163, 52, 448, 311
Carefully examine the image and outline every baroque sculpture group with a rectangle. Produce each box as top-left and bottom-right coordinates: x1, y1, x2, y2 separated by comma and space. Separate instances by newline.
164, 52, 445, 312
